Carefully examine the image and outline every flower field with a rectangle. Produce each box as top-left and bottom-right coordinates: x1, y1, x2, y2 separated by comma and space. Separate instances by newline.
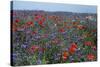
11, 10, 97, 66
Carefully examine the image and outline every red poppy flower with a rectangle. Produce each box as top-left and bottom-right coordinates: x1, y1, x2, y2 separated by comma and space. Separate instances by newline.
59, 28, 65, 32
34, 16, 39, 21
69, 43, 78, 54
38, 20, 45, 28
87, 53, 95, 60
71, 43, 78, 48
26, 21, 34, 27
26, 21, 33, 25
62, 51, 69, 61
38, 20, 43, 25
84, 41, 92, 46
69, 47, 76, 54
29, 45, 40, 53
34, 14, 41, 21
15, 19, 20, 23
